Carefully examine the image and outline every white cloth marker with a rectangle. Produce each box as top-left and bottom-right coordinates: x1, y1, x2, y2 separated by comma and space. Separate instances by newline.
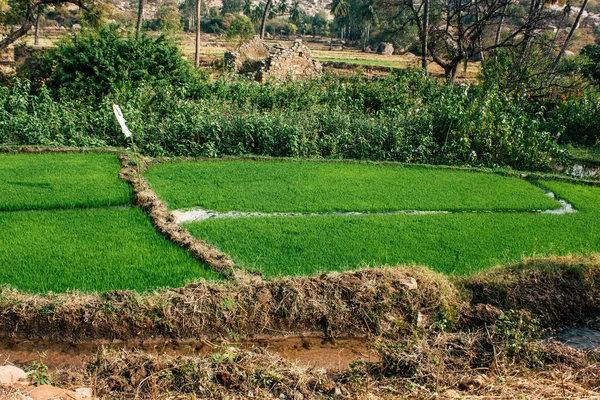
112, 104, 133, 138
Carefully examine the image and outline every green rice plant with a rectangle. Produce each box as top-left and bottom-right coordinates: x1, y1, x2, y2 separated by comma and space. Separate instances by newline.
0, 207, 218, 293
0, 153, 131, 211
145, 160, 560, 212
185, 180, 600, 277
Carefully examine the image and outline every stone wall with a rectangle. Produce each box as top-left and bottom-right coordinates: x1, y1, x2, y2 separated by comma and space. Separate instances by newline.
224, 37, 322, 82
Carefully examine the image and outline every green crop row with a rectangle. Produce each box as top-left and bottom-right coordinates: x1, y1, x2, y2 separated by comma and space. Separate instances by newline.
185, 180, 600, 277
146, 160, 560, 212
0, 152, 131, 211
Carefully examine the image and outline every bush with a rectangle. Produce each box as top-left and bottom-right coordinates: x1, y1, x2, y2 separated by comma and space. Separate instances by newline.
34, 24, 201, 99
226, 15, 254, 42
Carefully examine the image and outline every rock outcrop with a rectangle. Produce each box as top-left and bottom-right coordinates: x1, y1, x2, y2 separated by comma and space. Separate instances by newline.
376, 42, 394, 56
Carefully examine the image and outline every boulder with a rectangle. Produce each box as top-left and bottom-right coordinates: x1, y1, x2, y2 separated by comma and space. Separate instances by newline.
376, 42, 394, 56
0, 366, 28, 385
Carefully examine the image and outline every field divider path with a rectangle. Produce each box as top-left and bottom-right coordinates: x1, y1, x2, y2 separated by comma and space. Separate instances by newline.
117, 152, 235, 274
172, 189, 576, 224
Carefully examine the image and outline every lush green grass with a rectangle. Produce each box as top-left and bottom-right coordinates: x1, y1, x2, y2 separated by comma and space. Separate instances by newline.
185, 180, 600, 277
315, 57, 402, 68
0, 152, 131, 211
568, 146, 600, 165
146, 160, 560, 212
0, 207, 218, 293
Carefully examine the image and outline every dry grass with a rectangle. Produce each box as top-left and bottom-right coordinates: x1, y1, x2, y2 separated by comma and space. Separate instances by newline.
462, 255, 600, 326
0, 266, 459, 342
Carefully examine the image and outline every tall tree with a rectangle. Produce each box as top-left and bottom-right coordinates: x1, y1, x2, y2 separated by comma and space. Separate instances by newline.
34, 6, 42, 45
195, 0, 201, 67
360, 0, 377, 50
243, 0, 252, 16
0, 0, 90, 52
136, 0, 144, 35
327, 0, 349, 48
289, 0, 301, 21
421, 0, 429, 70
260, 0, 273, 38
277, 0, 288, 16
552, 0, 589, 72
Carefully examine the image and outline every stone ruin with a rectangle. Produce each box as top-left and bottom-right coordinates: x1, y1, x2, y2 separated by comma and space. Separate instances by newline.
224, 37, 322, 82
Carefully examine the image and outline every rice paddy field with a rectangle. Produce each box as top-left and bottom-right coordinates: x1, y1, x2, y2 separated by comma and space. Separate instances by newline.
0, 152, 217, 293
145, 159, 600, 278
3, 153, 600, 293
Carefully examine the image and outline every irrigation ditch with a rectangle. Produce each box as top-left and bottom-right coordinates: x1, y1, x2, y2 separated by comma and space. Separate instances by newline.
2, 147, 600, 398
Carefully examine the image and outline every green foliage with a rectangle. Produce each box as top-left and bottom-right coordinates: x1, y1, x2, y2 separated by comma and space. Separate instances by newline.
0, 153, 131, 211
581, 44, 600, 86
144, 3, 183, 32
545, 89, 600, 146
0, 70, 568, 171
226, 15, 254, 41
492, 311, 545, 368
37, 24, 200, 99
185, 180, 600, 277
221, 0, 243, 14
26, 354, 52, 386
146, 160, 560, 212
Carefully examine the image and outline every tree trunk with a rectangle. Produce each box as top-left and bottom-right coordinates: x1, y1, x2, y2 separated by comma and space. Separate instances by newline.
136, 0, 145, 35
34, 9, 41, 46
0, 7, 35, 52
260, 0, 273, 39
495, 4, 505, 46
195, 0, 201, 67
421, 0, 429, 71
552, 0, 589, 73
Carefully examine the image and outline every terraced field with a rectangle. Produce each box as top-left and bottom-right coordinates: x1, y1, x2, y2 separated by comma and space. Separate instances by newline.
146, 159, 600, 277
0, 152, 217, 293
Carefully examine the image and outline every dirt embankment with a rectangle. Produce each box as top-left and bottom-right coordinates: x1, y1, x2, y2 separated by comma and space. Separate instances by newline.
3, 148, 600, 398
2, 258, 600, 398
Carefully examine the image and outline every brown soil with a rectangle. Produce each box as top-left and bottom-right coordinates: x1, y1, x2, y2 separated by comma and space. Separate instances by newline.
0, 336, 376, 373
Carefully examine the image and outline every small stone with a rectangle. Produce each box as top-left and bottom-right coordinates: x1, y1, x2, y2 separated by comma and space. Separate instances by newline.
334, 386, 342, 396
458, 374, 488, 391
28, 385, 89, 400
466, 304, 504, 325
399, 277, 418, 290
0, 366, 28, 385
75, 387, 93, 398
416, 311, 428, 327
442, 389, 461, 398
294, 391, 304, 400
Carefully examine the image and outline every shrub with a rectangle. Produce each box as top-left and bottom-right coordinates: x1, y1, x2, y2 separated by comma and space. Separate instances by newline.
36, 24, 201, 99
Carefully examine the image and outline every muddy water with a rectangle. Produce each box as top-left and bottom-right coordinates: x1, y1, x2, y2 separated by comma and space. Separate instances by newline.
555, 328, 600, 350
0, 336, 378, 372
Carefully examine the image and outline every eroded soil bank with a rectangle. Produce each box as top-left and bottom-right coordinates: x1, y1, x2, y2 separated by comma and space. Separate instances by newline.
2, 257, 600, 398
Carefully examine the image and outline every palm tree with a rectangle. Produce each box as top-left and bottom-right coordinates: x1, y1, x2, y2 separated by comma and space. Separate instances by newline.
289, 0, 301, 22
260, 0, 273, 38
328, 0, 348, 19
359, 0, 376, 51
243, 0, 253, 16
327, 0, 348, 48
252, 3, 264, 24
277, 0, 288, 16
